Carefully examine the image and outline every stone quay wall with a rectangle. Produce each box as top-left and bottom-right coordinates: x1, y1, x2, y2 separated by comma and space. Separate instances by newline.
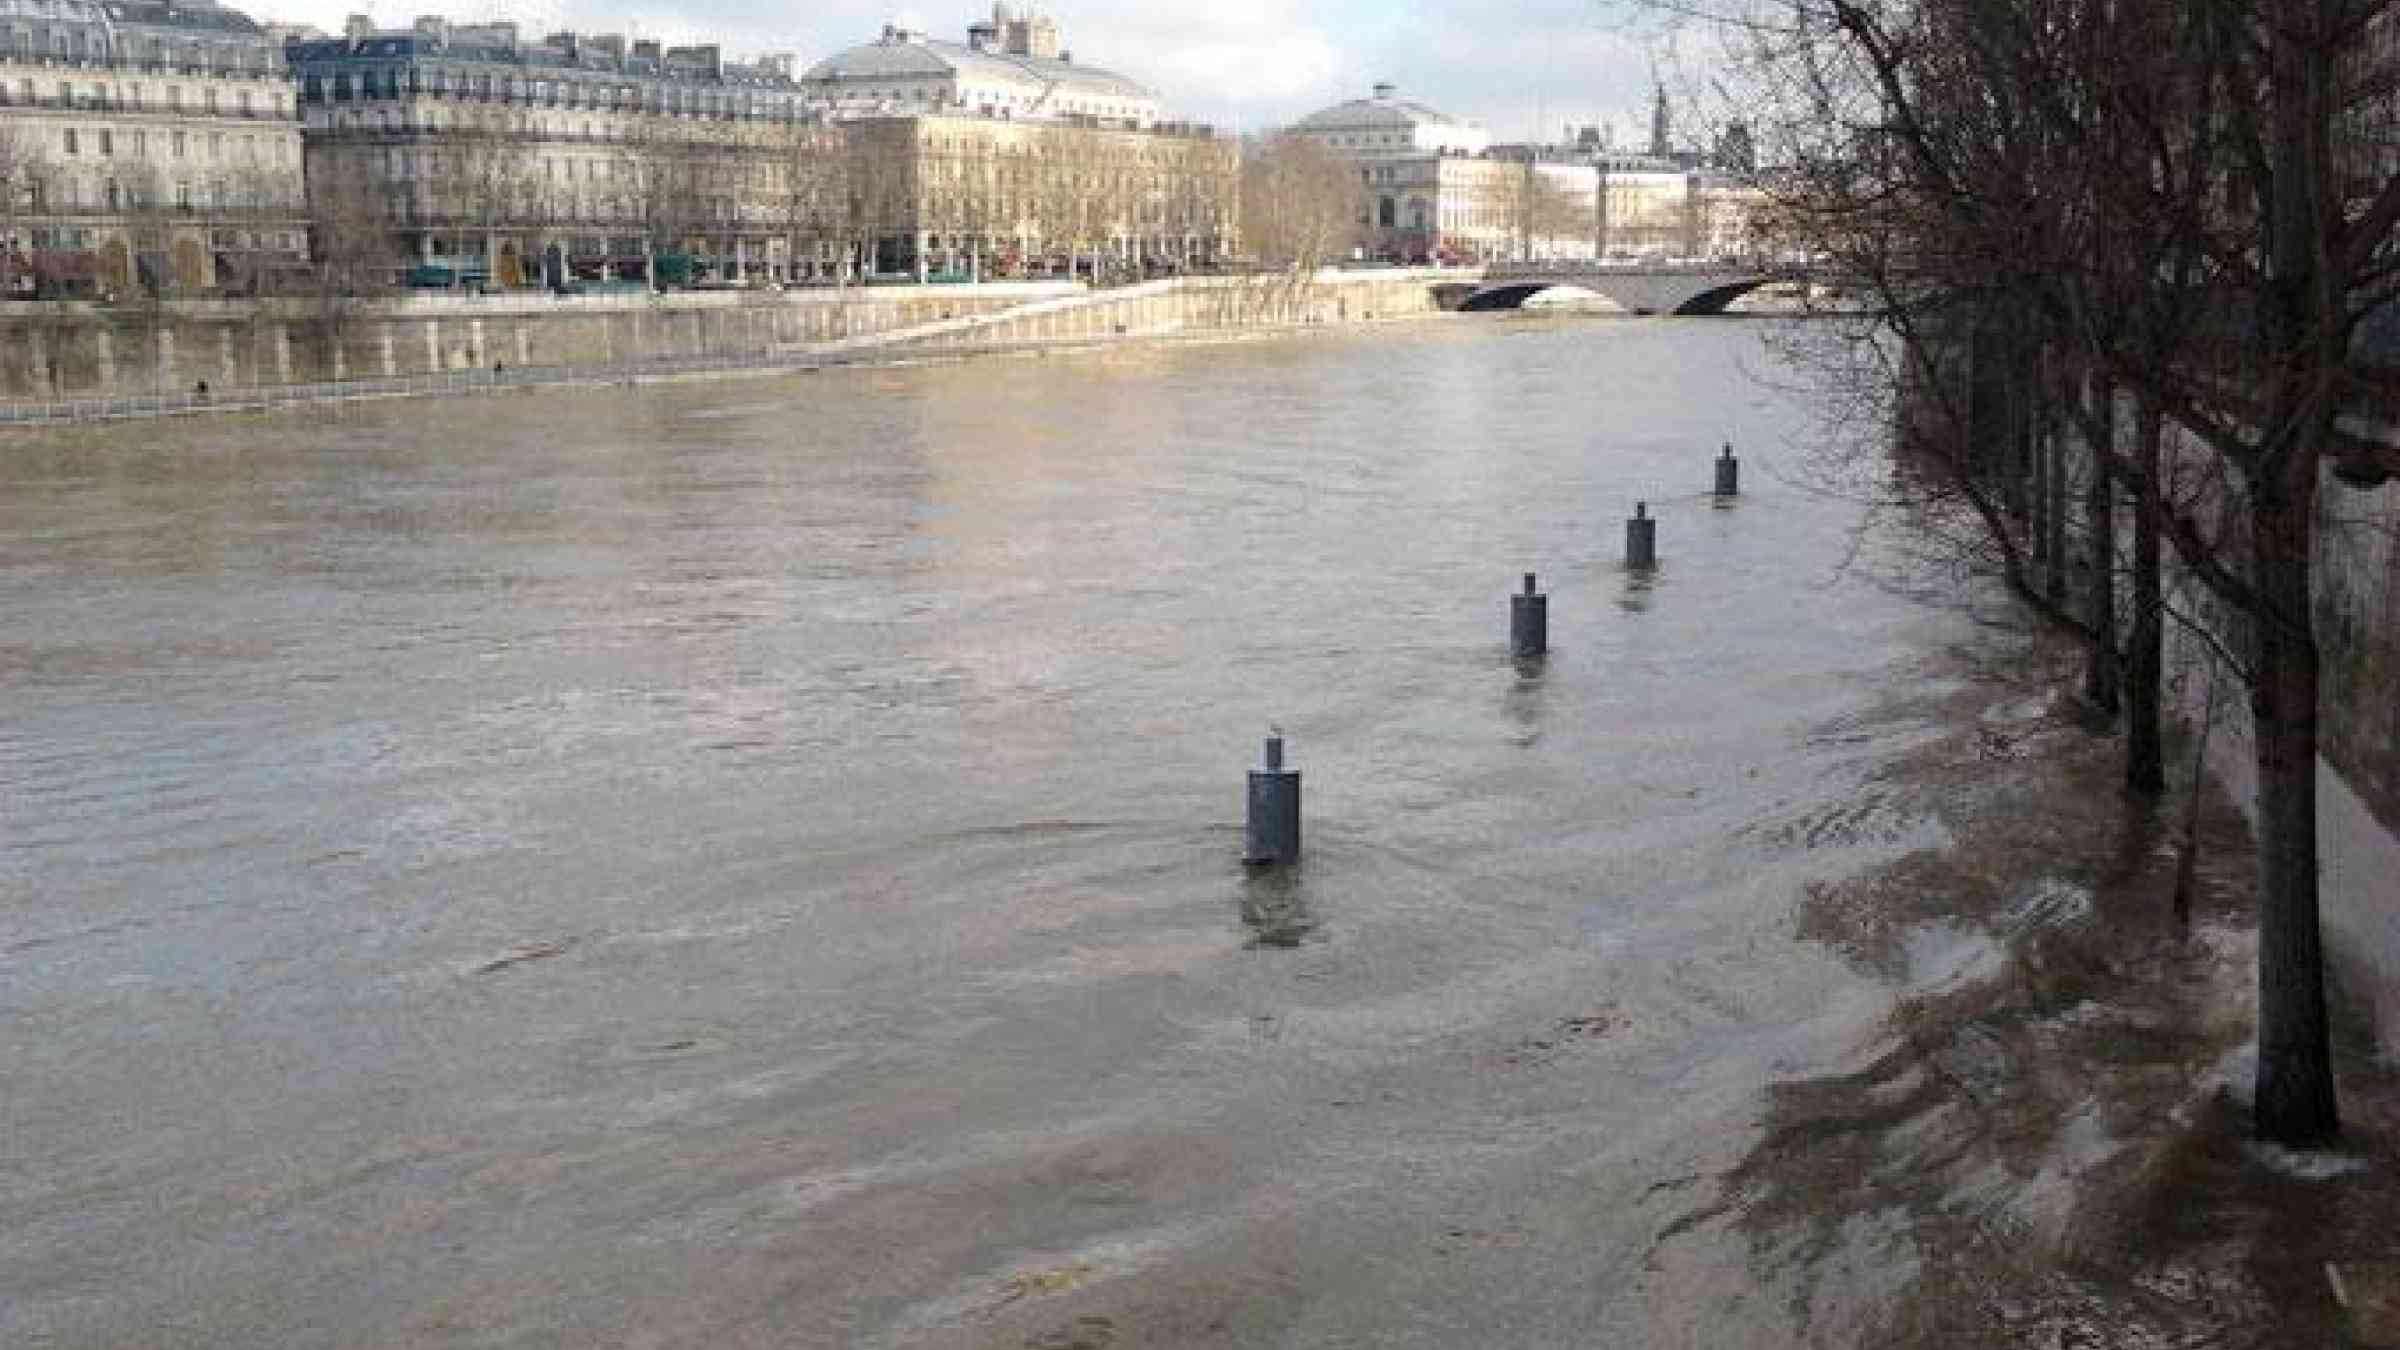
0, 273, 1458, 404
842, 271, 1450, 354
0, 283, 1076, 401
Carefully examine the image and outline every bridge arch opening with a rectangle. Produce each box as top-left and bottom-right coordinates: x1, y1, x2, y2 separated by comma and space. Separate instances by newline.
1670, 278, 1781, 316
1455, 268, 1788, 316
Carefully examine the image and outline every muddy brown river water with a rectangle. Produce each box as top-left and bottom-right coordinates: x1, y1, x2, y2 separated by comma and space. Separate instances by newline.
5, 320, 2377, 1349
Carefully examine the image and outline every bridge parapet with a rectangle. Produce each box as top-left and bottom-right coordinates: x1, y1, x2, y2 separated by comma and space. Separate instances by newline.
1463, 261, 1802, 315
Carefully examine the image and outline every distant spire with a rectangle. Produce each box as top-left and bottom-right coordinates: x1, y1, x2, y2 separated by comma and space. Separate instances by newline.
1648, 82, 1671, 158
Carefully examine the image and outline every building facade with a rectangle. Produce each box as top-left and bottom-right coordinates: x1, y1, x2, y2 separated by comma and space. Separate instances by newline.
845, 110, 1235, 279
1295, 85, 1767, 265
290, 16, 815, 286
1289, 81, 1489, 160
810, 10, 1232, 280
1296, 87, 1591, 263
1349, 150, 1596, 263
0, 0, 304, 296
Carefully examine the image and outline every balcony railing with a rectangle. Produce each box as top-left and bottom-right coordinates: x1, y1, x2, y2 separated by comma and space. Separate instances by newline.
0, 90, 296, 120
0, 51, 293, 83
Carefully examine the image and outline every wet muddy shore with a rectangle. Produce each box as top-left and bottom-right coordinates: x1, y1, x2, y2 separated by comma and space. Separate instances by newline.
1651, 628, 2400, 1350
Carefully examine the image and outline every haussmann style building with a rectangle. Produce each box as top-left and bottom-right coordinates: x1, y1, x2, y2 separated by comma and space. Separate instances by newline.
288, 14, 823, 287
1291, 83, 1764, 265
0, 0, 306, 297
802, 8, 1237, 280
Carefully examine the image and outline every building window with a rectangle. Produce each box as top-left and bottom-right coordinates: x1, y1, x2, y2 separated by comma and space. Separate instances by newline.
173, 129, 186, 157
61, 128, 76, 155
205, 88, 218, 113
97, 128, 110, 156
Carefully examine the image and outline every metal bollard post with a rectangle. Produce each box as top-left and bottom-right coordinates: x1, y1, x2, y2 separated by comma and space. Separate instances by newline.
1510, 571, 1548, 657
1714, 443, 1740, 498
1626, 501, 1658, 569
1244, 735, 1302, 866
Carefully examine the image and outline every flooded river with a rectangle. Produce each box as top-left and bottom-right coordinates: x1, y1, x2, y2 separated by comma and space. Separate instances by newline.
5, 320, 2153, 1346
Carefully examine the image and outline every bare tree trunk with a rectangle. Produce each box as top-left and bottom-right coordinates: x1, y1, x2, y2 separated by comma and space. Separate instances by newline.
2043, 354, 2069, 607
2125, 398, 2166, 794
2016, 331, 2035, 535
2244, 14, 2340, 1149
2082, 369, 2120, 714
2251, 476, 2338, 1144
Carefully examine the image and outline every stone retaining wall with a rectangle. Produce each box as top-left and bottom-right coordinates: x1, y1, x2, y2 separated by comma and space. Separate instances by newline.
0, 285, 1065, 400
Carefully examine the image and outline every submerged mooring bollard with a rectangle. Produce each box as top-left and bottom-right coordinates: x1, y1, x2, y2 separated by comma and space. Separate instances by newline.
1626, 501, 1658, 569
1714, 442, 1740, 498
1510, 571, 1548, 657
1244, 735, 1302, 866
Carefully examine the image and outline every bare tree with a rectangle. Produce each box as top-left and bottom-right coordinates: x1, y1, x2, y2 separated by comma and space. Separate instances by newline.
1031, 124, 1103, 281
773, 118, 847, 281
615, 113, 704, 288
917, 122, 998, 280
1237, 132, 1361, 316
1674, 0, 2400, 1146
437, 108, 529, 285
1497, 158, 1588, 261
0, 125, 58, 298
1158, 132, 1235, 270
842, 119, 916, 279
305, 152, 399, 341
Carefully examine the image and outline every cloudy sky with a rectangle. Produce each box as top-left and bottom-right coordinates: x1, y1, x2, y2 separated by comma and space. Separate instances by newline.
235, 0, 1704, 147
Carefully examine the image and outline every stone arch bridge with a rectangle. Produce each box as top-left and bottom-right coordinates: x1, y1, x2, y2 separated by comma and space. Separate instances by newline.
1437, 262, 1802, 316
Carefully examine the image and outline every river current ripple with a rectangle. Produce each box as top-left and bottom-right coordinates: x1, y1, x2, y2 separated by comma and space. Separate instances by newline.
3, 321, 1976, 1347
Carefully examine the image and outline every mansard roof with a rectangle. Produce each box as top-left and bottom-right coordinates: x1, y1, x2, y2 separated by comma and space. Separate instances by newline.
287, 30, 800, 90
0, 0, 107, 23
1293, 90, 1473, 132
802, 34, 1150, 101
102, 0, 262, 34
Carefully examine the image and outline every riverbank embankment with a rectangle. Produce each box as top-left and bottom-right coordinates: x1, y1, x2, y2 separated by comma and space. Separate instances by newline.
0, 270, 1457, 425
1651, 626, 2400, 1350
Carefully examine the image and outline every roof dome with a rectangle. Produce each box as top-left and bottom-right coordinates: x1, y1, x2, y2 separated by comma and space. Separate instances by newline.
1293, 84, 1469, 132
802, 36, 952, 82
802, 33, 1154, 102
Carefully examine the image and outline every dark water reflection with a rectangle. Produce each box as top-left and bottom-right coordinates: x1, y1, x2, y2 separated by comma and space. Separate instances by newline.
4, 321, 1983, 1348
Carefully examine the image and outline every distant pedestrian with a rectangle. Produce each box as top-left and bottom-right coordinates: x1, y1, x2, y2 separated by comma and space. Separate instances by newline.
194, 378, 209, 402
